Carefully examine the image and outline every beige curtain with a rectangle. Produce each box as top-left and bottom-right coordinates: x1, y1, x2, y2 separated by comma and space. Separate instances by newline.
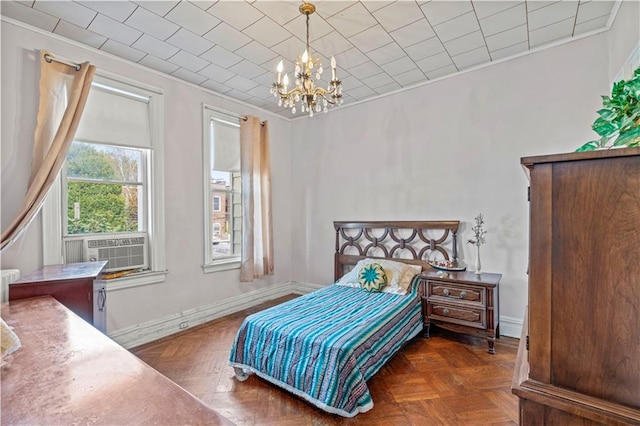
1, 51, 96, 250
240, 116, 274, 281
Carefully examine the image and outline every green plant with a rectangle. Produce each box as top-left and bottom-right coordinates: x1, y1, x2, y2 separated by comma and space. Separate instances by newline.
577, 67, 640, 151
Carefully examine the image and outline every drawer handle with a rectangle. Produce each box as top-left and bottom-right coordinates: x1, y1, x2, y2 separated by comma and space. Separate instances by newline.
443, 308, 450, 315
459, 291, 467, 299
443, 289, 450, 296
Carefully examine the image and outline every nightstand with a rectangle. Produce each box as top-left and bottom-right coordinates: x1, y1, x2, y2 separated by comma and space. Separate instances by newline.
419, 270, 501, 354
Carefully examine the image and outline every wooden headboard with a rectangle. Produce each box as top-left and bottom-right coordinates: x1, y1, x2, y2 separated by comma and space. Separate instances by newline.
333, 221, 460, 281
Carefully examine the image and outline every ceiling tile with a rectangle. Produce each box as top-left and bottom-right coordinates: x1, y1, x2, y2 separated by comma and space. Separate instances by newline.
200, 45, 242, 68
166, 28, 214, 56
349, 25, 393, 53
416, 51, 455, 73
334, 47, 369, 69
200, 79, 232, 94
405, 37, 446, 62
480, 3, 526, 37
100, 39, 146, 62
434, 11, 481, 42
393, 68, 426, 86
207, 1, 263, 31
529, 17, 574, 47
88, 13, 142, 46
425, 63, 458, 80
451, 46, 490, 69
390, 19, 436, 48
489, 40, 528, 60
0, 1, 58, 31
165, 1, 220, 36
171, 67, 207, 85
224, 74, 259, 92
251, 1, 300, 26
485, 25, 527, 52
138, 54, 180, 74
168, 49, 209, 72
339, 74, 364, 89
284, 11, 333, 41
374, 81, 401, 94
576, 0, 614, 23
132, 1, 179, 17
252, 71, 277, 87
313, 1, 353, 18
271, 36, 307, 62
32, 0, 96, 27
349, 61, 383, 79
347, 85, 377, 100
472, 1, 522, 20
189, 1, 216, 11
327, 2, 377, 38
54, 20, 106, 48
366, 42, 406, 65
527, 1, 558, 12
528, 1, 579, 31
420, 0, 473, 26
78, 1, 136, 22
443, 30, 486, 56
574, 14, 609, 35
380, 56, 418, 76
203, 22, 251, 52
198, 62, 235, 83
228, 59, 266, 79
125, 7, 180, 40
131, 34, 179, 59
234, 41, 278, 65
313, 30, 354, 57
361, 1, 394, 13
242, 16, 292, 48
373, 2, 423, 33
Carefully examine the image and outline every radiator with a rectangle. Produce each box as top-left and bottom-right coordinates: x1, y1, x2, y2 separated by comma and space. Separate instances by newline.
1, 269, 20, 303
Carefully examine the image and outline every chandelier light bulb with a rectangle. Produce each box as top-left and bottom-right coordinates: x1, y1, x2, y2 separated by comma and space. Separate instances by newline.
277, 60, 283, 84
302, 50, 308, 64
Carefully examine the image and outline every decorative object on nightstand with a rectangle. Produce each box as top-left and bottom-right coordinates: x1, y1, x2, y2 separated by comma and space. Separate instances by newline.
467, 213, 487, 275
419, 269, 501, 354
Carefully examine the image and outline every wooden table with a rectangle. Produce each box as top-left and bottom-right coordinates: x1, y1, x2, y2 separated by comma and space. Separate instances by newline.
1, 296, 232, 425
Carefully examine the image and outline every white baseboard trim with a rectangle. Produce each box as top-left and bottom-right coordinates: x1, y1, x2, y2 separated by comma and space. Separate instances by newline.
499, 315, 523, 339
110, 280, 325, 349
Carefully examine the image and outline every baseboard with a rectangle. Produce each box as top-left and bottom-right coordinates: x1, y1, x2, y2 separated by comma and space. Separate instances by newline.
499, 315, 523, 338
110, 280, 325, 349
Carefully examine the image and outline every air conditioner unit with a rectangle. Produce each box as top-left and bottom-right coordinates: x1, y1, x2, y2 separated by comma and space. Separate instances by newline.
82, 232, 148, 273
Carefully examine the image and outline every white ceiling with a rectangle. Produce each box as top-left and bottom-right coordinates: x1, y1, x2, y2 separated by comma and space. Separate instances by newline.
1, 1, 618, 118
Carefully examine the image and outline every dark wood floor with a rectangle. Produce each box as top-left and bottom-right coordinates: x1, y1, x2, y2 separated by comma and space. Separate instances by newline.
132, 295, 520, 425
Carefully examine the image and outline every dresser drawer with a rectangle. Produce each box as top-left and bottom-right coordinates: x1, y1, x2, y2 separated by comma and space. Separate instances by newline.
427, 302, 486, 329
427, 280, 485, 306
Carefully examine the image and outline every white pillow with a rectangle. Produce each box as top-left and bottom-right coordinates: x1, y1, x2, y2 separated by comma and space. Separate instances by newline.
336, 259, 421, 295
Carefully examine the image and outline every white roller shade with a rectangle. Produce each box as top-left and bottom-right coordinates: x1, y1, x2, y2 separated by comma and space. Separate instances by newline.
75, 87, 151, 148
212, 119, 240, 172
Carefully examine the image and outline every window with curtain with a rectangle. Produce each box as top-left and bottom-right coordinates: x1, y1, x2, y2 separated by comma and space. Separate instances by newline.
43, 74, 166, 285
202, 106, 243, 272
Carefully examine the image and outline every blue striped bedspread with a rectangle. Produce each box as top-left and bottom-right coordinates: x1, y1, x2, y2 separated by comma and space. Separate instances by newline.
228, 281, 422, 417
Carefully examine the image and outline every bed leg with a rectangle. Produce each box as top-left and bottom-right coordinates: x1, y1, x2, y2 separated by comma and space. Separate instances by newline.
423, 323, 431, 338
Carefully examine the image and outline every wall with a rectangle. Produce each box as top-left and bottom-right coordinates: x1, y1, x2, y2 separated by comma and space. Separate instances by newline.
290, 32, 615, 337
607, 0, 640, 80
1, 21, 293, 336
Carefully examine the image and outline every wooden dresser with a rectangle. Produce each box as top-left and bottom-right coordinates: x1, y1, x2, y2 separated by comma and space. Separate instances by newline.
419, 270, 501, 354
512, 148, 640, 424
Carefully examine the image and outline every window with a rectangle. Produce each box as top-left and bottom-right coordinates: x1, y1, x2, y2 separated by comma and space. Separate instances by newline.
202, 106, 242, 272
43, 74, 166, 287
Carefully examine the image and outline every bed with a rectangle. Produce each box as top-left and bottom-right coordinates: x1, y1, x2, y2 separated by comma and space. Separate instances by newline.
229, 220, 460, 417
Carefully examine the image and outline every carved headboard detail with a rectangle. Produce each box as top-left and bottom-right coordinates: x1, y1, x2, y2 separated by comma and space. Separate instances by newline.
333, 221, 460, 281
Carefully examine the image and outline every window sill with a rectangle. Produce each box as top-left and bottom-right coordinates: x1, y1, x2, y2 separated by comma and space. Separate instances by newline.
102, 270, 168, 291
202, 258, 241, 274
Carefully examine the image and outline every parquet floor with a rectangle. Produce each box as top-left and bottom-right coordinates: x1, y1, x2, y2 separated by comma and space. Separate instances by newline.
132, 295, 520, 425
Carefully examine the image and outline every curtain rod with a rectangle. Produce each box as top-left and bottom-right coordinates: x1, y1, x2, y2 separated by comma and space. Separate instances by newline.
240, 116, 266, 126
44, 53, 82, 71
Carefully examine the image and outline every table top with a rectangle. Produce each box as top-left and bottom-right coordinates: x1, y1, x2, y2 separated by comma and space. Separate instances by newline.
12, 261, 108, 284
1, 296, 232, 425
420, 269, 502, 286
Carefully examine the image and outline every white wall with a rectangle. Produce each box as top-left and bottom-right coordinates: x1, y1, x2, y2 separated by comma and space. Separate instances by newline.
290, 32, 616, 336
607, 1, 640, 80
1, 21, 293, 334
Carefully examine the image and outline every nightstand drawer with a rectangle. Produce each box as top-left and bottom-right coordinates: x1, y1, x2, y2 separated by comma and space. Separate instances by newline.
428, 302, 486, 329
427, 280, 485, 305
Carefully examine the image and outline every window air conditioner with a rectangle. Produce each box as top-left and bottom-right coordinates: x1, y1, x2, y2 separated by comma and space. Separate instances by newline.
63, 232, 148, 273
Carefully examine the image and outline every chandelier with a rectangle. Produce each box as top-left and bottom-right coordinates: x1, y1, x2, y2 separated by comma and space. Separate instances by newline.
271, 2, 343, 117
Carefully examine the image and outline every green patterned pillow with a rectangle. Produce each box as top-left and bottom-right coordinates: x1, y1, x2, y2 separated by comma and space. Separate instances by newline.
358, 263, 387, 292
